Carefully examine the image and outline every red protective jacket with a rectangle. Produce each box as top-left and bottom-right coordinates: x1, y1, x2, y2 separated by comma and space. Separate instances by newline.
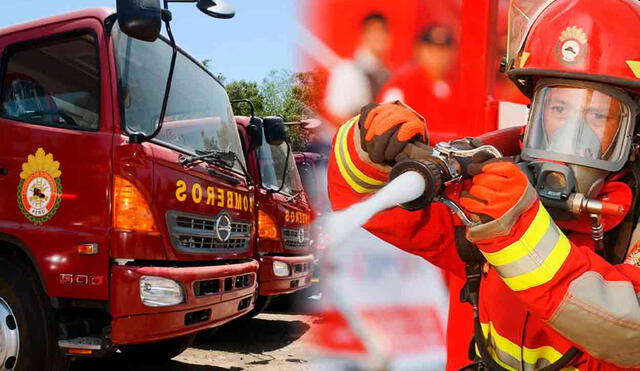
328, 115, 640, 370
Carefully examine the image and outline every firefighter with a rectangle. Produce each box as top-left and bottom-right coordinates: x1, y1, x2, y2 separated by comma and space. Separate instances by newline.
327, 0, 640, 369
324, 12, 391, 123
378, 25, 459, 143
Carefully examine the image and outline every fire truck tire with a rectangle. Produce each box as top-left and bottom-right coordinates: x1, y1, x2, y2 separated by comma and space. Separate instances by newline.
0, 253, 69, 371
120, 334, 195, 364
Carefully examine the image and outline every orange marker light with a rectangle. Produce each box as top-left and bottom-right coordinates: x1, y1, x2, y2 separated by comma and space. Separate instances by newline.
258, 210, 279, 240
76, 243, 98, 255
67, 348, 93, 355
113, 176, 158, 234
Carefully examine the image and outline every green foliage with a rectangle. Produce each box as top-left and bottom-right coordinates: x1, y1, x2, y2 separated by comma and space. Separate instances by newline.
290, 71, 322, 118
214, 73, 227, 85
285, 125, 308, 153
223, 69, 321, 152
226, 80, 264, 117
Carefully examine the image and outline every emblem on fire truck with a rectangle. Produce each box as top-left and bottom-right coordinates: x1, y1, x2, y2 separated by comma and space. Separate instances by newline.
17, 148, 62, 224
556, 26, 587, 64
215, 213, 233, 242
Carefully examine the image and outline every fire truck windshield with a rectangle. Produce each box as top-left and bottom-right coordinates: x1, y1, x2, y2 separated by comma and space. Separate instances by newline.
111, 23, 245, 172
258, 141, 303, 196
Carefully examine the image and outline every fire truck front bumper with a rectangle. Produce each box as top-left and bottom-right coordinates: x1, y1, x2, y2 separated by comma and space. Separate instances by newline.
110, 259, 259, 345
258, 254, 314, 296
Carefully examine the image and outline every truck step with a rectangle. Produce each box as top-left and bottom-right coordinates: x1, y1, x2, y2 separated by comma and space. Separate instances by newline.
58, 337, 102, 350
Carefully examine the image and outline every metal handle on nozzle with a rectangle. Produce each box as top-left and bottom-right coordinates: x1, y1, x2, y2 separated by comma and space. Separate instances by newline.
389, 141, 503, 211
435, 195, 481, 228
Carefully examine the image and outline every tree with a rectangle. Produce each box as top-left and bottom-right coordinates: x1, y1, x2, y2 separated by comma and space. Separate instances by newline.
290, 71, 323, 118
262, 71, 300, 150
283, 123, 309, 153
222, 69, 323, 152
259, 70, 322, 122
259, 70, 294, 118
226, 80, 264, 117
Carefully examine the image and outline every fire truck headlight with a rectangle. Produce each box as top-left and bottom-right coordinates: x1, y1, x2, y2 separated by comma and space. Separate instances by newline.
273, 261, 290, 277
139, 276, 185, 307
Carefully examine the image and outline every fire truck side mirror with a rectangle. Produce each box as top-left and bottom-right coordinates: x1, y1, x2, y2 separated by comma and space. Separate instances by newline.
196, 0, 236, 19
248, 116, 263, 149
116, 0, 162, 42
263, 116, 286, 146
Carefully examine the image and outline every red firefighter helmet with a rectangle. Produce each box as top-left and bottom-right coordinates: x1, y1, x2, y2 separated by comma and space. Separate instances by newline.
505, 0, 640, 197
507, 0, 640, 96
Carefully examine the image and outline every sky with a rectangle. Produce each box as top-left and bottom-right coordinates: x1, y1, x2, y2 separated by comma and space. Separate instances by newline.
0, 0, 300, 82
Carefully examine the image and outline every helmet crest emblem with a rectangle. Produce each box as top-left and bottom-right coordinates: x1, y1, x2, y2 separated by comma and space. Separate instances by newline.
556, 26, 587, 64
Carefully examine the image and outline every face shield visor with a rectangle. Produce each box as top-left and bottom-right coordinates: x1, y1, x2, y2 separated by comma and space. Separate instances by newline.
522, 79, 638, 172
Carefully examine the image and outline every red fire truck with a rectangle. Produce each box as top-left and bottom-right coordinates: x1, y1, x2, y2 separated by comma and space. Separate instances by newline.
235, 115, 314, 314
295, 152, 329, 290
0, 1, 261, 369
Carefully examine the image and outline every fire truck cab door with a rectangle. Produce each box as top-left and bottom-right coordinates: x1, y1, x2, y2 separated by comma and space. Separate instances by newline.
0, 18, 114, 300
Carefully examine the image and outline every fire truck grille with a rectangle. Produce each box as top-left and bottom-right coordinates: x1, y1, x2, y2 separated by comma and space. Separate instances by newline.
282, 228, 310, 250
294, 262, 312, 273
177, 235, 248, 250
193, 273, 254, 297
167, 211, 251, 253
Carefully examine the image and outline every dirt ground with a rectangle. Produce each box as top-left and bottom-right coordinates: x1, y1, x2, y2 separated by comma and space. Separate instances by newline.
70, 296, 322, 371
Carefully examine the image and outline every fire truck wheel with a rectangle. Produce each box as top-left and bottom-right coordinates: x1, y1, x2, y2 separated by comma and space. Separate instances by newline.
120, 334, 196, 364
0, 254, 69, 371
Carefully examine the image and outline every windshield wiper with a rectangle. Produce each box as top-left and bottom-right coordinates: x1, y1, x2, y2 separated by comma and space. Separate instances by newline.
179, 150, 253, 186
285, 190, 305, 203
179, 150, 235, 168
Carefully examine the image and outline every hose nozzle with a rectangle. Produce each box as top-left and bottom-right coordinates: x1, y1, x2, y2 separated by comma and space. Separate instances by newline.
389, 158, 444, 210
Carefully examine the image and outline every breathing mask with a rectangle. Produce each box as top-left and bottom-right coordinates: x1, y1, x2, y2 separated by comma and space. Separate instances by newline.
521, 79, 638, 207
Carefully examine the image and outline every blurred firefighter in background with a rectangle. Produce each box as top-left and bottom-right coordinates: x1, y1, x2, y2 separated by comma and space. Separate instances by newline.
326, 0, 640, 369
324, 12, 391, 122
378, 25, 459, 143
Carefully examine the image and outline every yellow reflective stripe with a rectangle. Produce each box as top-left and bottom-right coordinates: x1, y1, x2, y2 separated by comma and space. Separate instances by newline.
340, 117, 385, 186
334, 118, 370, 193
475, 342, 519, 371
523, 346, 580, 371
492, 352, 519, 371
484, 205, 551, 266
482, 322, 523, 362
481, 322, 580, 371
522, 343, 579, 370
502, 232, 571, 291
479, 322, 520, 371
334, 116, 386, 193
522, 345, 562, 367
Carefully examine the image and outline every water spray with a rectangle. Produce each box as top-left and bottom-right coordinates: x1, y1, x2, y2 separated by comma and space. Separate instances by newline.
321, 171, 427, 247
321, 141, 502, 245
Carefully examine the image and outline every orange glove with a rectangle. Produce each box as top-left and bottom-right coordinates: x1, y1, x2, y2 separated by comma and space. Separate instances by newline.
459, 162, 530, 221
358, 102, 428, 165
